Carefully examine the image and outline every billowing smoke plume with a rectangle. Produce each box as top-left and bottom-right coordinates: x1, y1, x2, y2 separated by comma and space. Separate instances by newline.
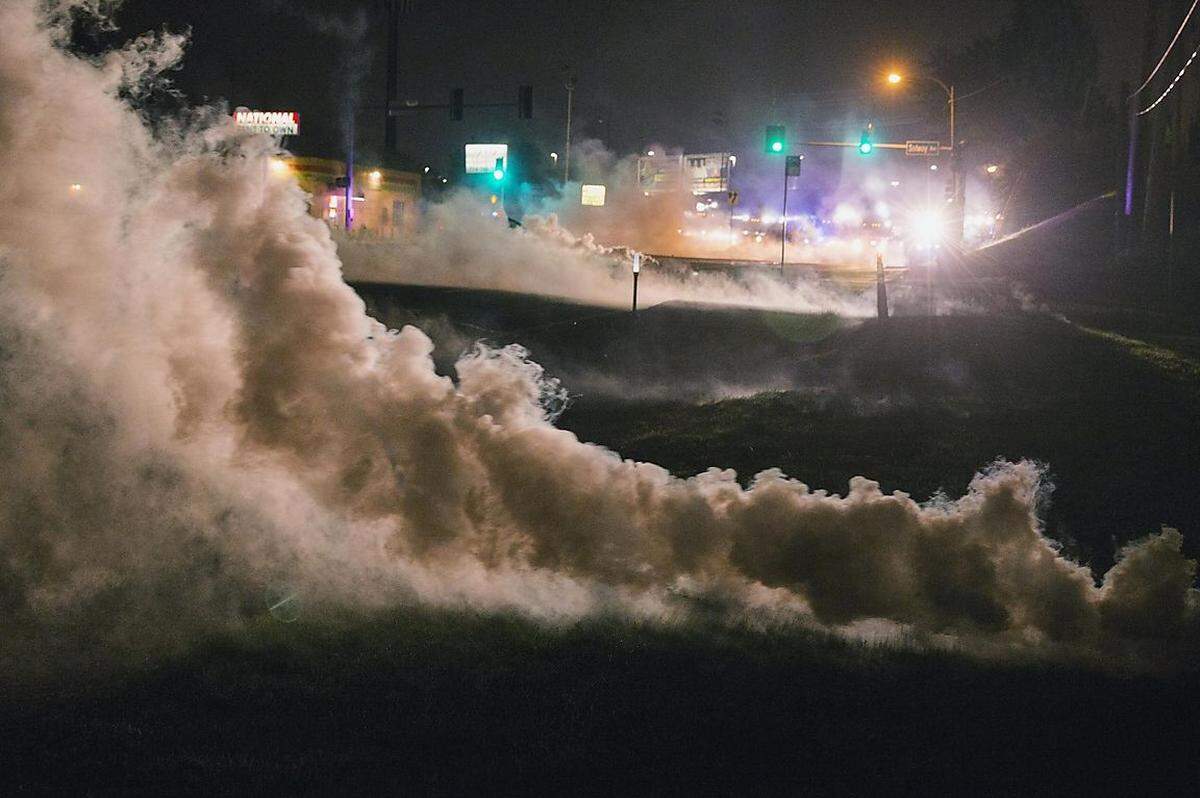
0, 0, 1196, 675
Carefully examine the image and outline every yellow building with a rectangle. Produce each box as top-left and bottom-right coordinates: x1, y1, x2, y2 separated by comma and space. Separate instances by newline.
275, 156, 421, 239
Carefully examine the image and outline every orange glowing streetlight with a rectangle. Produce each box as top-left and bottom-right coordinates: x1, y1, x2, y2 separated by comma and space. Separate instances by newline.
884, 68, 955, 150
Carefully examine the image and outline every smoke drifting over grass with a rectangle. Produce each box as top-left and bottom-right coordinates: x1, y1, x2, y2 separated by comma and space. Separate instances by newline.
0, 1, 1196, 674
339, 192, 876, 317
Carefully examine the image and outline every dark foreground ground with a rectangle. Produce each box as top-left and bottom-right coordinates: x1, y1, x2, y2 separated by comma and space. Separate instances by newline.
7, 241, 1200, 793
4, 608, 1200, 794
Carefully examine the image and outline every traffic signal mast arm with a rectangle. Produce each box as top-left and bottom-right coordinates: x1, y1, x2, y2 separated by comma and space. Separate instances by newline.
387, 86, 534, 119
802, 140, 909, 150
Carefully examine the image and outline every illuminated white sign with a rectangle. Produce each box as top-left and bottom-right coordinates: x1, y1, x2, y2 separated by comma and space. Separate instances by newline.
581, 184, 607, 206
684, 152, 730, 194
636, 154, 683, 194
465, 143, 508, 174
234, 109, 299, 136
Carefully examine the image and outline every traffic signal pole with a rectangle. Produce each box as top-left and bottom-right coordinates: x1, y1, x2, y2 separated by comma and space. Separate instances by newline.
779, 164, 789, 276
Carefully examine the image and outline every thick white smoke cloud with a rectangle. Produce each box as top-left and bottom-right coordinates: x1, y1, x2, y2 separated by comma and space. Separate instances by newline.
339, 192, 876, 317
0, 1, 1196, 673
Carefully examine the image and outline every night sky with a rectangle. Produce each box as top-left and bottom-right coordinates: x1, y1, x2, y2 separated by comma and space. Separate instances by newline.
110, 1, 1140, 172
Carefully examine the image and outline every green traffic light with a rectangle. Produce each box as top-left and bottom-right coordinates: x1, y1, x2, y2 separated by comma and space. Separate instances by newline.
493, 168, 505, 181
858, 141, 873, 155
764, 125, 786, 154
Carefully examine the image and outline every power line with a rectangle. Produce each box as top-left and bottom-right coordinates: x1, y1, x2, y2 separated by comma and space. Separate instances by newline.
1137, 40, 1200, 115
1129, 0, 1199, 98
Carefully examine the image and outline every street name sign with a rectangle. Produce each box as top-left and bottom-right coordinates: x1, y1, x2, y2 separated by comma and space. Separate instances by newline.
905, 140, 941, 156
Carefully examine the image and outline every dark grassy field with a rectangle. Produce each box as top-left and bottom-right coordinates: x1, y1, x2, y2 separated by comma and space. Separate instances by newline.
6, 279, 1200, 794
5, 608, 1199, 794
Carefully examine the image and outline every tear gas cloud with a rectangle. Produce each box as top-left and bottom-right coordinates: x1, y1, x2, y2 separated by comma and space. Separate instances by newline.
339, 193, 875, 317
0, 1, 1196, 674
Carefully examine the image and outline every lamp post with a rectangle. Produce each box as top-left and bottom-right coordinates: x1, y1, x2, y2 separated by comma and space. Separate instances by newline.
887, 70, 962, 242
887, 71, 954, 150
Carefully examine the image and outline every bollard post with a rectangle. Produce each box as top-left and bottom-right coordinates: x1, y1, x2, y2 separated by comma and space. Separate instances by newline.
876, 253, 889, 320
631, 252, 641, 313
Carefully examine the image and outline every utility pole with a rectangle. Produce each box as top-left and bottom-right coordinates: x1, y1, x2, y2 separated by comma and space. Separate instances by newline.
384, 0, 401, 154
344, 126, 355, 231
1168, 188, 1175, 312
563, 74, 576, 183
943, 82, 966, 244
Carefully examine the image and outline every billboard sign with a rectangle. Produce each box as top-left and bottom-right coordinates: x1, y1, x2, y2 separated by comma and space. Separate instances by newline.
636, 155, 683, 194
905, 140, 941, 156
580, 184, 607, 206
234, 109, 299, 136
684, 152, 731, 194
465, 143, 509, 174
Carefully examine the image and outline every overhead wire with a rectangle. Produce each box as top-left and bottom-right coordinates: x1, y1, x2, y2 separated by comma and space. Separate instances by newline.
1137, 40, 1200, 115
1129, 0, 1199, 98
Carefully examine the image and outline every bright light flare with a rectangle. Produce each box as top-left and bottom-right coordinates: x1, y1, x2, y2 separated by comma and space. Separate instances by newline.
887, 72, 903, 85
910, 207, 945, 249
832, 203, 863, 227
268, 158, 289, 175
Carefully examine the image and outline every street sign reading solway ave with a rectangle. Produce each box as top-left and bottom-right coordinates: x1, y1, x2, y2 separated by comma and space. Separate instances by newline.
905, 140, 941, 156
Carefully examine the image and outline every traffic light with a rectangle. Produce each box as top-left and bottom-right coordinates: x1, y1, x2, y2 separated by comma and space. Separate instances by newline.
451, 88, 464, 121
858, 128, 873, 155
518, 85, 533, 119
764, 125, 785, 154
492, 157, 505, 182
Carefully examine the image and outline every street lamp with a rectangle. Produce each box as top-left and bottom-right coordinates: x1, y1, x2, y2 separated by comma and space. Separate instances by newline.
885, 71, 955, 150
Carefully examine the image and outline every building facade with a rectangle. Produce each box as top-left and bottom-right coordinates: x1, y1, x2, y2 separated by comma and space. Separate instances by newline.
281, 156, 422, 239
